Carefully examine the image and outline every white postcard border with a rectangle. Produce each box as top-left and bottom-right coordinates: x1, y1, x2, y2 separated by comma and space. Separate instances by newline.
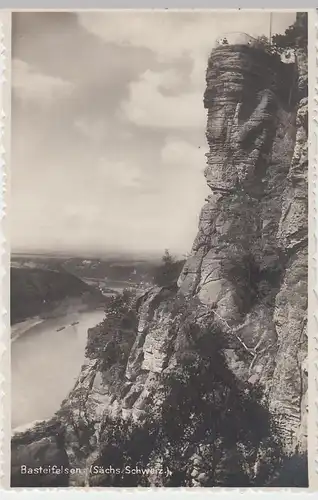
0, 7, 317, 497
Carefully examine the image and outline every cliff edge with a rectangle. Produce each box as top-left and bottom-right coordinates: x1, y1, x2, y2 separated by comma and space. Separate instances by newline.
11, 42, 308, 488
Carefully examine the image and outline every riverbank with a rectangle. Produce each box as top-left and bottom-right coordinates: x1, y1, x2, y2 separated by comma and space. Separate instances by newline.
11, 308, 105, 429
11, 317, 45, 342
11, 296, 105, 343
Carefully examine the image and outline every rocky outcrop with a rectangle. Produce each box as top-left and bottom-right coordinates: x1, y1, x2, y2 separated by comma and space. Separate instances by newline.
11, 43, 308, 487
269, 93, 308, 450
178, 46, 307, 453
63, 45, 307, 480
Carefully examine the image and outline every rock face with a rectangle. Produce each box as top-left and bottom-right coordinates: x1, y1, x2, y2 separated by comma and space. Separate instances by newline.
178, 45, 308, 452
11, 44, 308, 487
269, 93, 308, 449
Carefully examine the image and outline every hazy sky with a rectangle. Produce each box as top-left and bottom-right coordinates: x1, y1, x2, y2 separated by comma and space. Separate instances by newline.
12, 10, 296, 257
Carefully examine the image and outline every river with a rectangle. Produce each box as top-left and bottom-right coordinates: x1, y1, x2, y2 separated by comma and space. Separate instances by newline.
11, 309, 105, 430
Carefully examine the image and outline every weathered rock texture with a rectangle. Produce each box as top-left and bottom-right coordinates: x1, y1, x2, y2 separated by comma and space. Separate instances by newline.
11, 44, 308, 487
178, 45, 308, 451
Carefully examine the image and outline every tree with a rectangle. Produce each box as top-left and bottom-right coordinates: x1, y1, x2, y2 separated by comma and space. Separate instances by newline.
85, 289, 137, 360
153, 250, 185, 287
272, 12, 307, 53
153, 329, 284, 487
250, 14, 307, 56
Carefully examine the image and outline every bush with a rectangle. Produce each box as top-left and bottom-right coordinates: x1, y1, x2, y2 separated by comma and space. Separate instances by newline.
90, 416, 158, 486
90, 322, 286, 487
254, 35, 276, 53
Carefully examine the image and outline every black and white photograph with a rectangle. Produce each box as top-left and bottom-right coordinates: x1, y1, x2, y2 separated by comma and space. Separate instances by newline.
9, 10, 309, 488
